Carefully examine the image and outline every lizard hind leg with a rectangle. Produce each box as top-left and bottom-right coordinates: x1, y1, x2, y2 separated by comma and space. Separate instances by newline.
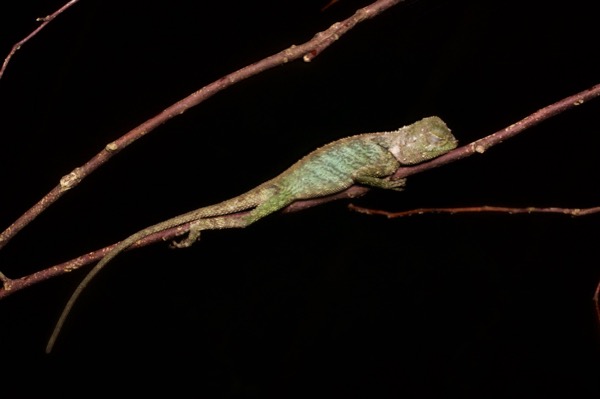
170, 226, 202, 248
170, 191, 287, 248
170, 213, 252, 248
170, 184, 280, 248
243, 189, 295, 225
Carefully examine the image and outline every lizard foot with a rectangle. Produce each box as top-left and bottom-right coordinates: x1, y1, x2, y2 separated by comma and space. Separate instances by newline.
170, 225, 202, 248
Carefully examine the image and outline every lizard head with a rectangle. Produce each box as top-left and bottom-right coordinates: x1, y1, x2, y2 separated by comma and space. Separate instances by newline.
389, 116, 458, 165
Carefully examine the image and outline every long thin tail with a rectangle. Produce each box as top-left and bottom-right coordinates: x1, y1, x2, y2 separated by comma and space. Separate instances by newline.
45, 234, 140, 353
46, 185, 275, 352
45, 210, 207, 353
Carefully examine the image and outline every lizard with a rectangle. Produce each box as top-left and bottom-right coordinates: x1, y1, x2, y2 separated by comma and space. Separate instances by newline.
46, 116, 457, 352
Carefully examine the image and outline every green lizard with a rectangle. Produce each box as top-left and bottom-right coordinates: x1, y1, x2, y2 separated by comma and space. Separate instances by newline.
46, 116, 457, 352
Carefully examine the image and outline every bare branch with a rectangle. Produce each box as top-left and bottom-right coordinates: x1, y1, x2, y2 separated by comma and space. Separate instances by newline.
1, 80, 599, 299
348, 204, 600, 218
0, 0, 403, 251
0, 0, 80, 80
0, 221, 194, 299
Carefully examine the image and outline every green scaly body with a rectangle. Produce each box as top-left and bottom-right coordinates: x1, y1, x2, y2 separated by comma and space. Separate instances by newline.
46, 116, 457, 352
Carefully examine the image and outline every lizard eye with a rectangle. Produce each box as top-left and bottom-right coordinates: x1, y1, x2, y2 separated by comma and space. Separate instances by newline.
427, 132, 444, 144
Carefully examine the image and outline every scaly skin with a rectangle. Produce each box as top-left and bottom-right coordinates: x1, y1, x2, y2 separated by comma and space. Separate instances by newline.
46, 116, 457, 352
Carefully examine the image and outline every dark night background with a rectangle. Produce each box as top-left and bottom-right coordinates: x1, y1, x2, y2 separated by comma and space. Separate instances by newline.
1, 1, 599, 397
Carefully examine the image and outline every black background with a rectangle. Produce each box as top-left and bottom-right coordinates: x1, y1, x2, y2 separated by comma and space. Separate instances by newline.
1, 0, 599, 397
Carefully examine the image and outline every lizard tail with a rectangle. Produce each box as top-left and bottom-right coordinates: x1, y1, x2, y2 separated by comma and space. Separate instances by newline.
45, 235, 137, 353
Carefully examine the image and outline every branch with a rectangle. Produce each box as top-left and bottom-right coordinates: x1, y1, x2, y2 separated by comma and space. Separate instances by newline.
0, 0, 80, 80
1, 81, 599, 300
0, 221, 196, 299
348, 204, 600, 218
0, 0, 403, 251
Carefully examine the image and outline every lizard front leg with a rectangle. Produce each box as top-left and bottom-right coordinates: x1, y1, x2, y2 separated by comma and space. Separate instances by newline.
355, 175, 406, 191
352, 158, 405, 191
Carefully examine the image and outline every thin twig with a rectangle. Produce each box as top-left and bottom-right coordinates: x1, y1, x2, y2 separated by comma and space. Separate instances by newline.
348, 204, 600, 218
0, 0, 403, 251
0, 0, 80, 80
350, 202, 600, 324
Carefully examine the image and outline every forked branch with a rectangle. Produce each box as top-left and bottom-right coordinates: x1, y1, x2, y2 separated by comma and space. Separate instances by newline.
1, 81, 600, 300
